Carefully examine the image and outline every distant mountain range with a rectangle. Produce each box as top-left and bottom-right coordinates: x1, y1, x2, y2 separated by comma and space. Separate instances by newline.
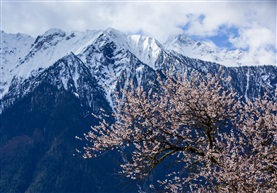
0, 28, 276, 193
164, 33, 245, 66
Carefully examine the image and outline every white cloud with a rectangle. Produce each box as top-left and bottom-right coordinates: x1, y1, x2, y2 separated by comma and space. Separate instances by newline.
230, 24, 276, 65
230, 25, 275, 50
1, 1, 276, 66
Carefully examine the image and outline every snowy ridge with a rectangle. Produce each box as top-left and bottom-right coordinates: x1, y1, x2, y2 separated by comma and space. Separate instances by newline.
0, 29, 101, 97
0, 31, 34, 95
11, 29, 102, 79
127, 34, 163, 70
77, 29, 154, 108
98, 28, 164, 69
164, 33, 245, 67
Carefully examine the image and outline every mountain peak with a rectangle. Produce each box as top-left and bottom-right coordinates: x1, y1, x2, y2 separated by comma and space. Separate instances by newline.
42, 28, 66, 37
166, 33, 195, 46
102, 27, 128, 44
104, 27, 123, 34
164, 33, 245, 67
176, 33, 195, 44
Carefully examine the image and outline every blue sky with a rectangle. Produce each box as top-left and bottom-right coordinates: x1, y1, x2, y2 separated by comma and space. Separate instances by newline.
197, 26, 240, 49
1, 0, 276, 66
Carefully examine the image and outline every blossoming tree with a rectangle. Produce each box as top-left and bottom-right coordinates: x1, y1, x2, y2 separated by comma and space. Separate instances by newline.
80, 71, 276, 192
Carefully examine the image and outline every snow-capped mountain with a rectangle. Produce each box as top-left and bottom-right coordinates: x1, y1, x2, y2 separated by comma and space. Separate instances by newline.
164, 33, 245, 67
1, 28, 276, 113
0, 27, 276, 193
1, 28, 277, 111
0, 28, 165, 102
